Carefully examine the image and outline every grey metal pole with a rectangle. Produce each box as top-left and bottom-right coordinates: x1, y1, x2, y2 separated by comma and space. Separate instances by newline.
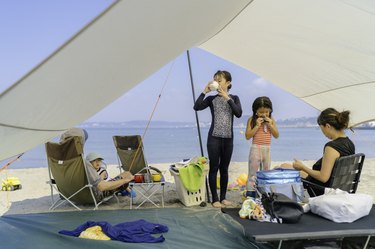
186, 50, 210, 204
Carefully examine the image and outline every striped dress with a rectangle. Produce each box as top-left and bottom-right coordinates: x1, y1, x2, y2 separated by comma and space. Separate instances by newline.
252, 123, 271, 145
247, 123, 272, 191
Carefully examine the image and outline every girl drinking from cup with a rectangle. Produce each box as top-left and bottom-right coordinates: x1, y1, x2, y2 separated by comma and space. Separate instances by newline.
194, 70, 242, 208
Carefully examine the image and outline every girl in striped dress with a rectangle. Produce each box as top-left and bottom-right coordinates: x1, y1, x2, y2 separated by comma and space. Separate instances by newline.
245, 96, 279, 198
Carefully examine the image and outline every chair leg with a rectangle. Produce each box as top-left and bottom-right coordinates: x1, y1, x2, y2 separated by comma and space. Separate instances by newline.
363, 235, 371, 249
161, 183, 165, 208
130, 187, 134, 209
49, 184, 54, 205
277, 240, 283, 249
49, 192, 82, 211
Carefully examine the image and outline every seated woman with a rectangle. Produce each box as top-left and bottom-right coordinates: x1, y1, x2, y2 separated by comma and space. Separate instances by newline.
280, 108, 355, 196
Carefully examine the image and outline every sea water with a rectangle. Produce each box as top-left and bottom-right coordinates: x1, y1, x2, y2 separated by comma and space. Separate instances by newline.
4, 127, 375, 169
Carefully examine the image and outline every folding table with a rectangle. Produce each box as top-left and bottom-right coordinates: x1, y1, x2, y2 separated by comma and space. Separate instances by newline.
129, 181, 165, 209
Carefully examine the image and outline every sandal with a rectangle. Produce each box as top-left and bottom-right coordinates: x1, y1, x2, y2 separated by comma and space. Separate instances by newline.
212, 201, 222, 208
221, 200, 233, 206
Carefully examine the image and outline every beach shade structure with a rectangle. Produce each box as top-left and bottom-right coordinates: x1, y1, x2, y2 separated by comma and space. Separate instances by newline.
303, 153, 366, 197
45, 136, 118, 210
2, 0, 375, 162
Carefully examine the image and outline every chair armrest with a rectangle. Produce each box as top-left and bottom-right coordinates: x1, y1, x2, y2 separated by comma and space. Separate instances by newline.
301, 179, 325, 197
46, 179, 56, 184
301, 179, 324, 189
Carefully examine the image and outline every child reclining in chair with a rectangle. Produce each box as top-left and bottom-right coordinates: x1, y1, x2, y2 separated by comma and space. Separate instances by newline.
86, 152, 136, 197
60, 128, 134, 198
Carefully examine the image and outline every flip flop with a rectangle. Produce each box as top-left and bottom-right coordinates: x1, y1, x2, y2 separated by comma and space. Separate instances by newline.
212, 201, 222, 208
221, 200, 233, 206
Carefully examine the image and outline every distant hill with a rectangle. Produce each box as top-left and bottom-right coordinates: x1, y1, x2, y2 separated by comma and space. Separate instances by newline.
81, 120, 197, 128
354, 121, 375, 129
275, 117, 318, 128
82, 117, 318, 129
234, 115, 318, 128
82, 117, 375, 129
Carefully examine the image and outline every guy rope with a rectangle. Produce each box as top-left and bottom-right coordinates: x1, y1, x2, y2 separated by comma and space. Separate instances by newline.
128, 61, 175, 172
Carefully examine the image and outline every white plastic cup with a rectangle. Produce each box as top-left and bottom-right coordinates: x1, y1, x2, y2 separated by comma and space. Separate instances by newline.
209, 81, 219, 91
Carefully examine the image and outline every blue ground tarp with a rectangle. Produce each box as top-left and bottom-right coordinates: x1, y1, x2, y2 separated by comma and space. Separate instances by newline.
0, 207, 266, 249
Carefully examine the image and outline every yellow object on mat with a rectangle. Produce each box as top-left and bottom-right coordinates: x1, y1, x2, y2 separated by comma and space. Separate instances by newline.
79, 226, 111, 240
236, 173, 248, 187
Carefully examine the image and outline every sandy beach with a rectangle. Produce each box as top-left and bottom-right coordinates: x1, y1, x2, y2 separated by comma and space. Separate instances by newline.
1, 159, 375, 216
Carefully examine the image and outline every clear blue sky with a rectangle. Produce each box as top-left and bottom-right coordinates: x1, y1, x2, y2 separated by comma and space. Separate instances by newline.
0, 0, 319, 123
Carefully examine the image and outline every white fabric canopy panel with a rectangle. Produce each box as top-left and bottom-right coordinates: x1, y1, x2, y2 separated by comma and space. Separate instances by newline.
0, 0, 250, 161
200, 0, 375, 127
2, 0, 375, 161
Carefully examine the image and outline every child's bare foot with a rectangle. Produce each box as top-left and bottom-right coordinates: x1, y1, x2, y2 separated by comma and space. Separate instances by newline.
221, 199, 233, 206
212, 201, 222, 208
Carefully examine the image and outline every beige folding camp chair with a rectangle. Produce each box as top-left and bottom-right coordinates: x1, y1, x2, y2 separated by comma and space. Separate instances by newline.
113, 135, 165, 209
46, 136, 118, 210
112, 135, 149, 175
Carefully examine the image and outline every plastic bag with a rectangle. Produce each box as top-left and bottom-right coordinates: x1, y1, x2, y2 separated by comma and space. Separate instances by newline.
79, 225, 111, 240
309, 188, 373, 223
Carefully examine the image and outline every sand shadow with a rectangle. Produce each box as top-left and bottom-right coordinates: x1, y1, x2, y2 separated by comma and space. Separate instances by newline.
2, 183, 183, 216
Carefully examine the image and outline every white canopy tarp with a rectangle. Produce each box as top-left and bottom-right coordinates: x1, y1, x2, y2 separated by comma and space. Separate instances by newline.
0, 0, 250, 161
1, 0, 375, 161
200, 0, 375, 127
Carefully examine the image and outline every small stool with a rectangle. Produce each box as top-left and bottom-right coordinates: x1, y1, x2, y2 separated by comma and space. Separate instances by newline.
129, 181, 165, 209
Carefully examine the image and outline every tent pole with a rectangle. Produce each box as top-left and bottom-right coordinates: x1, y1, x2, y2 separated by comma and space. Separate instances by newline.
186, 50, 204, 157
186, 50, 210, 204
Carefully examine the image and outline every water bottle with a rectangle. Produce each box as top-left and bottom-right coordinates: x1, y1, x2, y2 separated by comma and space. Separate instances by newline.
144, 172, 151, 183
